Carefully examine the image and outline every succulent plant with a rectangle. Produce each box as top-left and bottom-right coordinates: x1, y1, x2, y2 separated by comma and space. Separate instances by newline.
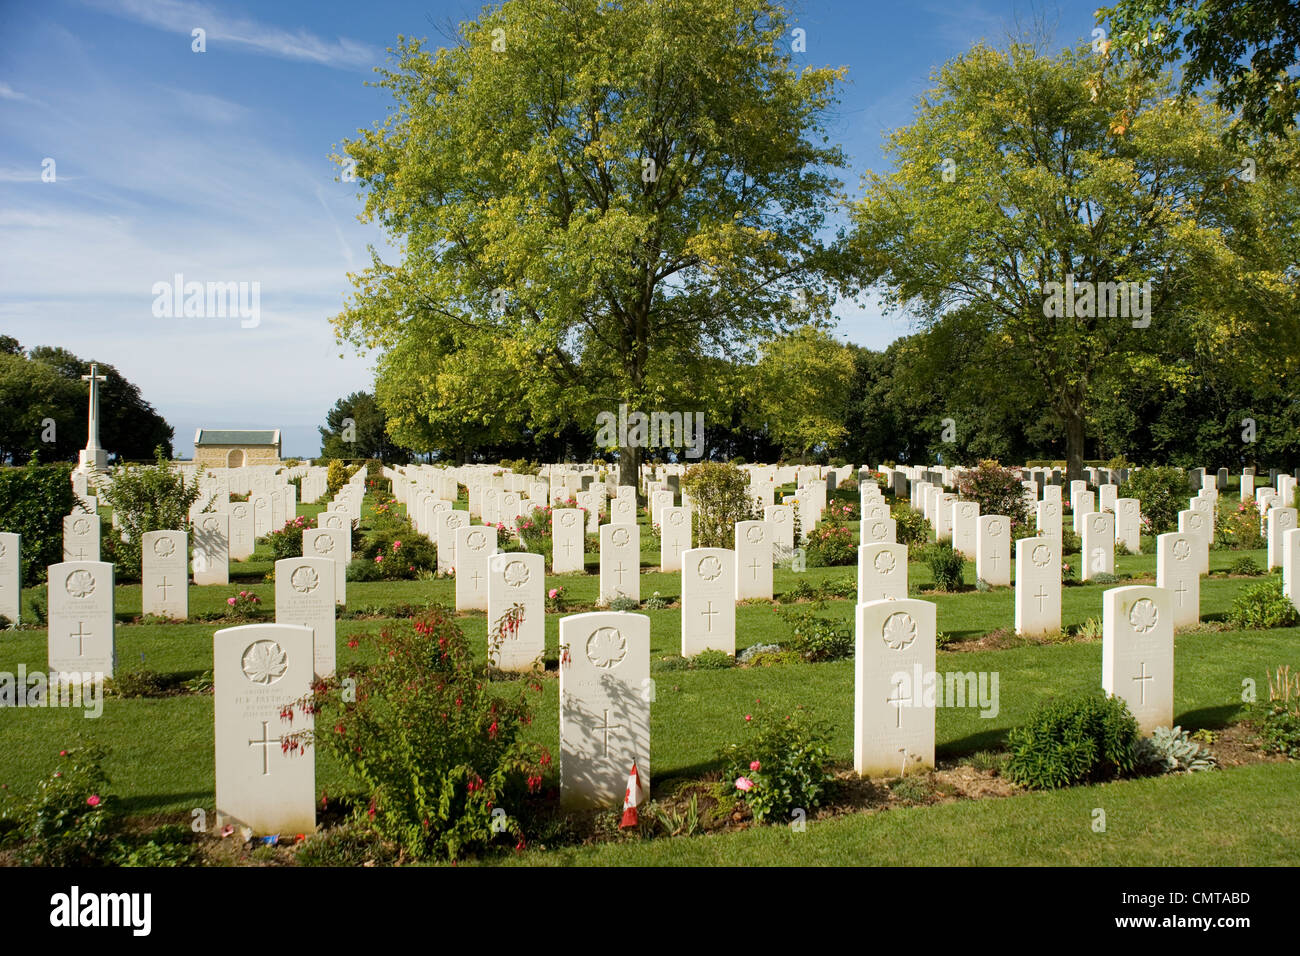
1135, 725, 1218, 774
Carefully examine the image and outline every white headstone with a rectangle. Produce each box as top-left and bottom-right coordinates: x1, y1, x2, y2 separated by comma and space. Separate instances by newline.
436, 509, 468, 575
454, 525, 497, 611
193, 512, 230, 586
951, 500, 979, 557
681, 548, 736, 656
975, 515, 1011, 588
610, 496, 637, 526
1035, 499, 1062, 542
1283, 528, 1300, 608
228, 501, 255, 561
1102, 585, 1174, 735
1266, 507, 1298, 571
274, 557, 336, 679
1081, 511, 1115, 581
214, 623, 316, 836
1115, 498, 1141, 554
550, 508, 584, 574
1072, 490, 1096, 535
62, 513, 100, 562
734, 521, 773, 601
559, 611, 650, 809
857, 542, 908, 603
599, 523, 640, 604
659, 505, 691, 573
142, 530, 188, 619
1014, 537, 1061, 636
48, 561, 115, 679
0, 533, 19, 624
763, 504, 795, 556
487, 552, 544, 671
251, 493, 272, 539
1177, 509, 1211, 575
1156, 532, 1200, 629
854, 598, 936, 777
302, 527, 347, 606
860, 516, 897, 546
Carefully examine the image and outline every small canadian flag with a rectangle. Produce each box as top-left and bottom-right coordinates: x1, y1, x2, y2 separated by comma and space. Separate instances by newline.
619, 761, 643, 828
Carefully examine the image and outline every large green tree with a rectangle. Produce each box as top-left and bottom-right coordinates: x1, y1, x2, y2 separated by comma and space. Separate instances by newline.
319, 391, 411, 463
848, 41, 1295, 481
331, 0, 848, 483
1098, 0, 1300, 144
0, 343, 174, 464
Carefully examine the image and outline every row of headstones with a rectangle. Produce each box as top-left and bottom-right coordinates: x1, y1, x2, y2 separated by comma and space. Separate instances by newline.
210, 568, 1202, 836
853, 583, 1179, 775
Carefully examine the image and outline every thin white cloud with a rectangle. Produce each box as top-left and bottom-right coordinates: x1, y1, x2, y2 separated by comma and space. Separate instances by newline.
81, 0, 381, 70
0, 82, 31, 101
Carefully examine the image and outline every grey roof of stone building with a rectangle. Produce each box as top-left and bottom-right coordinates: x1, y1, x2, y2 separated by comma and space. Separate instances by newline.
194, 429, 281, 446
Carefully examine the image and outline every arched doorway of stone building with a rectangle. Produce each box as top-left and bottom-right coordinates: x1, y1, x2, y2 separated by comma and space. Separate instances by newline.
227, 449, 245, 468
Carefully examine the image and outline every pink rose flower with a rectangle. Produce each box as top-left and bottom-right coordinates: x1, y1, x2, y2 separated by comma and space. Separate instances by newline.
227, 597, 237, 606
86, 795, 101, 807
750, 761, 761, 772
548, 589, 558, 599
735, 777, 754, 792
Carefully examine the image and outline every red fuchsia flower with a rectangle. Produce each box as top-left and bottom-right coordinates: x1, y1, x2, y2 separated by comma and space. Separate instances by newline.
750, 761, 761, 772
735, 777, 754, 792
335, 723, 345, 735
86, 795, 101, 807
488, 721, 499, 739
347, 638, 359, 649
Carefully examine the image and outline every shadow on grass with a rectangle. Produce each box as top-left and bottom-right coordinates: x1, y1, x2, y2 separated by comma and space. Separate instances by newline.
1175, 703, 1244, 730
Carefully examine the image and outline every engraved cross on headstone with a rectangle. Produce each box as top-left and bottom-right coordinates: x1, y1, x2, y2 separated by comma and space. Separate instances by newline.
1034, 585, 1049, 611
700, 600, 718, 632
593, 709, 625, 756
248, 720, 278, 776
70, 622, 91, 656
1132, 661, 1153, 705
886, 679, 911, 729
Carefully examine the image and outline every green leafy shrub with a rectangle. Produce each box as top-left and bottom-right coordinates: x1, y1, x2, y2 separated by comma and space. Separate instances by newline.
0, 456, 76, 585
325, 459, 350, 498
681, 462, 753, 548
778, 579, 818, 603
1118, 467, 1187, 534
97, 448, 202, 582
737, 642, 782, 664
1004, 693, 1140, 789
308, 608, 549, 861
927, 541, 965, 592
687, 649, 735, 669
718, 705, 833, 824
1227, 556, 1265, 576
355, 523, 435, 581
114, 823, 195, 867
1228, 581, 1299, 629
0, 744, 116, 865
608, 596, 639, 612
1134, 726, 1218, 774
107, 669, 171, 698
781, 609, 853, 661
642, 591, 670, 610
955, 460, 1031, 531
892, 505, 932, 546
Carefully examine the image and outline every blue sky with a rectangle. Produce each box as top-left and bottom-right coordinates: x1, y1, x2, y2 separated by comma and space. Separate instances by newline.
0, 0, 1105, 458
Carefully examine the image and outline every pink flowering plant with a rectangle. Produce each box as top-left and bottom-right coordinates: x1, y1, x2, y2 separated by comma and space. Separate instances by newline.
223, 589, 266, 620
518, 505, 555, 559
0, 744, 115, 865
717, 703, 833, 824
265, 514, 318, 560
545, 585, 567, 613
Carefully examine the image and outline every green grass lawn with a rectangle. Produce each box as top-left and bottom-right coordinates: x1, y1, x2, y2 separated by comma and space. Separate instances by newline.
1, 492, 1296, 864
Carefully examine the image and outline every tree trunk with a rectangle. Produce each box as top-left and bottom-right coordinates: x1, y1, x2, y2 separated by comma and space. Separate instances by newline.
619, 442, 643, 493
1064, 409, 1086, 483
